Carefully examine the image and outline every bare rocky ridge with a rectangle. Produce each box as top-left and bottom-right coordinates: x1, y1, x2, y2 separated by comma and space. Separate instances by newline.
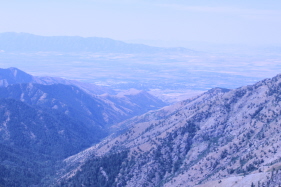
57, 74, 281, 187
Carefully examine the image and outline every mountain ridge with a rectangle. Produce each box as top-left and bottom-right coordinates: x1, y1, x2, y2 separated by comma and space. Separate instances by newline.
0, 67, 167, 126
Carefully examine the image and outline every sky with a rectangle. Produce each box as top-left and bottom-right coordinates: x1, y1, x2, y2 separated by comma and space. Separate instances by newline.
1, 0, 281, 45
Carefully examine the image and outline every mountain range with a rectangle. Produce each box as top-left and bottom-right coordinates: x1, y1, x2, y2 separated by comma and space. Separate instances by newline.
0, 67, 167, 125
0, 32, 195, 54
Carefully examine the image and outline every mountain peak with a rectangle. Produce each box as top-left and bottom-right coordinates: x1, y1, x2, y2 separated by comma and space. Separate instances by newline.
0, 67, 34, 86
206, 87, 231, 94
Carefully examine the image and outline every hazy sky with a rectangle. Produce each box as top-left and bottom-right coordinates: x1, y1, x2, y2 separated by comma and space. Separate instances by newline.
1, 0, 281, 45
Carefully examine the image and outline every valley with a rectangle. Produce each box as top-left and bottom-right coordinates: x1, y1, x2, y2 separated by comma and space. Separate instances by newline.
0, 33, 280, 187
1, 0, 281, 186
0, 67, 167, 186
1, 67, 281, 186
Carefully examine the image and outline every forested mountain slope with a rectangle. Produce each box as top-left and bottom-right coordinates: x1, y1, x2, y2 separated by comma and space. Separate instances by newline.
0, 83, 118, 129
57, 74, 281, 187
0, 67, 167, 186
0, 98, 101, 186
0, 98, 98, 158
0, 83, 166, 131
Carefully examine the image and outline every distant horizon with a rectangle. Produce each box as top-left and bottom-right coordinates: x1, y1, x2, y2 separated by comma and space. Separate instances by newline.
1, 1, 280, 46
1, 32, 280, 51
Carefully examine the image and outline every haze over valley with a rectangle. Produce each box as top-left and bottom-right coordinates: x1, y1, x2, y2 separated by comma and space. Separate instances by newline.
1, 33, 281, 103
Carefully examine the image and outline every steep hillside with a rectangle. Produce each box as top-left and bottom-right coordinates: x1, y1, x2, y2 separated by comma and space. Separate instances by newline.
0, 143, 47, 187
0, 98, 98, 158
0, 98, 103, 186
0, 84, 111, 129
56, 74, 281, 187
0, 83, 166, 129
100, 89, 167, 123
